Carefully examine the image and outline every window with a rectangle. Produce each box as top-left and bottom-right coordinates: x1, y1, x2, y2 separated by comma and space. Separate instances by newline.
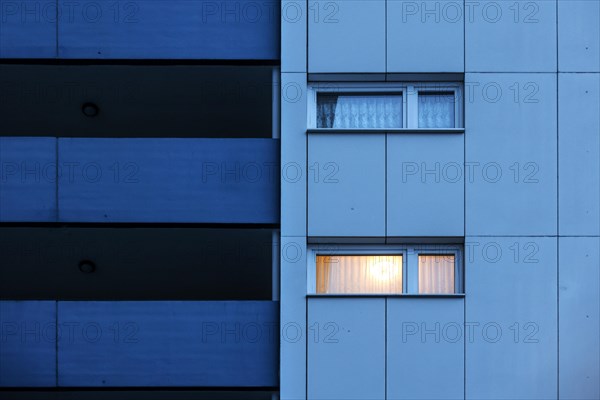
309, 83, 463, 130
309, 245, 463, 295
316, 254, 403, 294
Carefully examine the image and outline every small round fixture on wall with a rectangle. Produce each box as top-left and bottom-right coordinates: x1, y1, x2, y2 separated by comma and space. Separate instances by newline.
78, 260, 96, 274
82, 102, 99, 117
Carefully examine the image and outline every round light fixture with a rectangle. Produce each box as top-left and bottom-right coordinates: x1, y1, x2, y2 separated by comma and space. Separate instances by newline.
78, 260, 96, 274
82, 102, 99, 117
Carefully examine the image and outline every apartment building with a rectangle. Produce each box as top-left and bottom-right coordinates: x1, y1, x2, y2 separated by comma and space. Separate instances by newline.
1, 0, 599, 399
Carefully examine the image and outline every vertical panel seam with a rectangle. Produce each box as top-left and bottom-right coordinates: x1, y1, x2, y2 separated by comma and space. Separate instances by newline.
55, 301, 58, 387
556, 1, 560, 397
385, 298, 387, 400
305, 296, 308, 400
55, 0, 58, 58
55, 138, 59, 222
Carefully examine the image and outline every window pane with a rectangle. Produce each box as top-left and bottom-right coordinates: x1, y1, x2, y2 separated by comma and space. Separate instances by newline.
316, 255, 403, 294
418, 255, 455, 294
317, 94, 403, 129
418, 92, 455, 128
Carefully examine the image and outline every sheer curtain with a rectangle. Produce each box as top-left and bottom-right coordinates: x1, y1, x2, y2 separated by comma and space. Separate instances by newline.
317, 255, 403, 294
418, 255, 455, 294
418, 92, 455, 128
317, 95, 403, 129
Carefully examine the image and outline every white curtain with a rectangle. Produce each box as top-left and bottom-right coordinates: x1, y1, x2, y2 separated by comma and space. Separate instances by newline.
316, 255, 403, 294
418, 93, 455, 128
317, 95, 402, 129
418, 255, 455, 294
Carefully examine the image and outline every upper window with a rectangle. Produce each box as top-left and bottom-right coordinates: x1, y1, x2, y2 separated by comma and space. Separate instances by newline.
309, 83, 463, 130
309, 245, 463, 295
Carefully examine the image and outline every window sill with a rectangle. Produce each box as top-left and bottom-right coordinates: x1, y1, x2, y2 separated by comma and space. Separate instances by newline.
306, 293, 465, 298
306, 128, 464, 134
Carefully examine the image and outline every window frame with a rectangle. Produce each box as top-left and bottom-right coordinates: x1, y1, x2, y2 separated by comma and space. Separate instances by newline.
307, 244, 464, 295
307, 82, 463, 131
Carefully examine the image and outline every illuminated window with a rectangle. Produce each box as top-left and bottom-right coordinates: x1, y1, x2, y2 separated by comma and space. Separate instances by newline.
316, 255, 403, 294
418, 254, 455, 294
310, 246, 462, 295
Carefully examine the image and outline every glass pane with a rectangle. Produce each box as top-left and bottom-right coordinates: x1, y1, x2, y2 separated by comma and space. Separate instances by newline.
418, 92, 455, 128
418, 254, 455, 294
316, 255, 403, 294
317, 94, 403, 129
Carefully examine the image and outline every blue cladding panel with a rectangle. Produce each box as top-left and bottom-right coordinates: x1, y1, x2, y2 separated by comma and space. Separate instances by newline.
387, 134, 464, 237
309, 0, 386, 72
57, 301, 279, 387
387, 298, 464, 400
387, 0, 464, 72
0, 137, 57, 222
465, 237, 557, 399
0, 0, 57, 58
0, 301, 56, 387
57, 138, 279, 223
308, 298, 385, 400
559, 73, 600, 235
465, 73, 557, 236
558, 0, 600, 72
57, 0, 279, 59
559, 237, 600, 400
465, 0, 556, 72
308, 134, 386, 237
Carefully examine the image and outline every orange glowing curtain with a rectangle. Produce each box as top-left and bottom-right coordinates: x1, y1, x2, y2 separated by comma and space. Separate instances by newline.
316, 255, 403, 294
418, 255, 455, 294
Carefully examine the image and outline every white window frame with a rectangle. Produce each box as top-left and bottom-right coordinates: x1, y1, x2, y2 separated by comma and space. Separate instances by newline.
307, 244, 464, 295
307, 82, 463, 130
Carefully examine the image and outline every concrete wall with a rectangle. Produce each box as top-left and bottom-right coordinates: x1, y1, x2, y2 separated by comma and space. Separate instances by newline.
282, 0, 600, 398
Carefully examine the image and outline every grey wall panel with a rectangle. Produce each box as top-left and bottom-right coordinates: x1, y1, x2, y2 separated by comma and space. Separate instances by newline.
307, 298, 385, 400
387, 0, 464, 72
281, 0, 307, 72
465, 73, 557, 236
56, 0, 279, 59
57, 301, 279, 387
280, 236, 307, 400
0, 137, 57, 222
465, 236, 557, 399
559, 73, 600, 235
559, 237, 600, 400
558, 0, 600, 72
387, 134, 464, 237
57, 138, 279, 223
0, 301, 56, 387
308, 0, 385, 72
308, 134, 386, 237
281, 74, 308, 237
465, 0, 556, 72
387, 297, 464, 400
0, 0, 56, 58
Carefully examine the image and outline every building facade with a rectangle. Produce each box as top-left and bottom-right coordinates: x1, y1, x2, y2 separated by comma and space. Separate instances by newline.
1, 0, 600, 399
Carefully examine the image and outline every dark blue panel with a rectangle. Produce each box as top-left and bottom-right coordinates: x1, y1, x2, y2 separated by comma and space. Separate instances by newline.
0, 137, 57, 222
57, 301, 279, 387
57, 0, 279, 59
57, 138, 280, 223
0, 0, 57, 58
0, 301, 57, 387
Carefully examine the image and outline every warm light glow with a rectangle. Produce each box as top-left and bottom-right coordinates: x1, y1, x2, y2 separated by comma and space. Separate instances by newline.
368, 258, 401, 282
316, 255, 403, 294
418, 254, 455, 294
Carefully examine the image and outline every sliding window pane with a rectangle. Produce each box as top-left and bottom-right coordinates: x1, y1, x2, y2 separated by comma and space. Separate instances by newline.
316, 255, 403, 294
418, 92, 455, 128
317, 94, 403, 129
418, 255, 455, 294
